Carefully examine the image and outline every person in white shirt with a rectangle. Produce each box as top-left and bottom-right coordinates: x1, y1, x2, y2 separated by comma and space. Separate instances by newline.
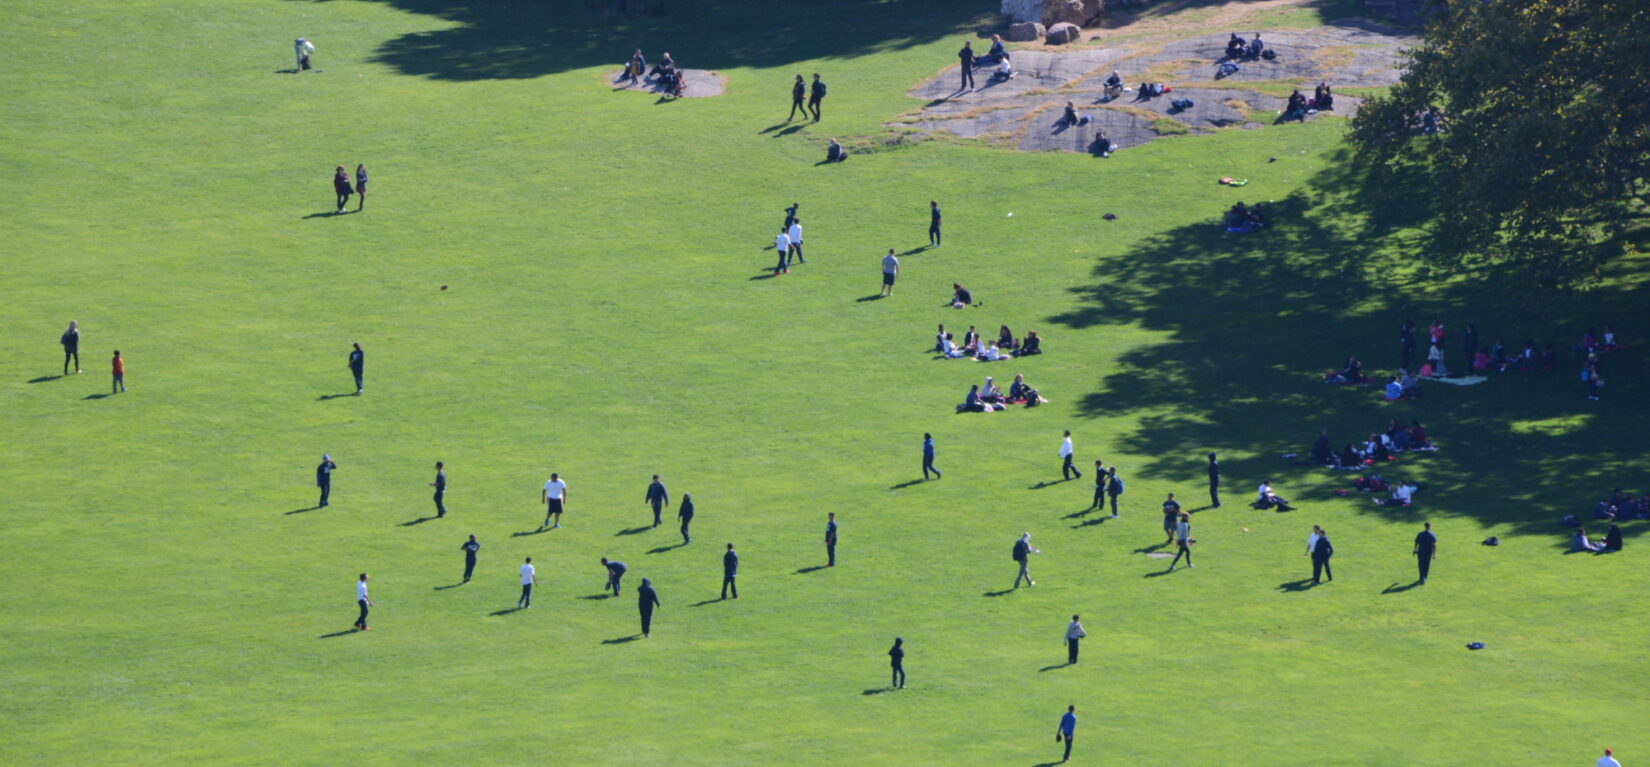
787, 220, 805, 264
294, 38, 315, 71
774, 228, 792, 274
354, 573, 370, 631
1064, 614, 1086, 664
518, 557, 537, 609
1306, 525, 1322, 558
979, 341, 1004, 361
995, 54, 1015, 80
1169, 513, 1193, 570
1392, 482, 1414, 505
542, 473, 568, 529
880, 249, 899, 296
1598, 748, 1621, 767
941, 334, 965, 359
1059, 430, 1081, 480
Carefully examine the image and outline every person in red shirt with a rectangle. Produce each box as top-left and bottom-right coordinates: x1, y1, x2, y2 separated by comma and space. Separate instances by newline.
111, 350, 126, 393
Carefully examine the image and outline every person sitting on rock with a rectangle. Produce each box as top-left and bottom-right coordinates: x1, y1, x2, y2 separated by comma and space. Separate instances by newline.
1060, 100, 1086, 127
1102, 70, 1124, 101
666, 68, 687, 97
979, 34, 1007, 66
647, 51, 674, 80
1019, 330, 1043, 355
620, 49, 646, 83
826, 138, 847, 163
952, 283, 974, 308
1093, 131, 1114, 158
992, 53, 1016, 81
1313, 82, 1334, 110
1136, 82, 1167, 98
1217, 61, 1240, 78
1248, 33, 1264, 58
1226, 33, 1247, 59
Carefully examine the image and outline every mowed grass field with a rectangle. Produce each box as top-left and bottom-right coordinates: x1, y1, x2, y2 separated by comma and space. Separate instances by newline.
2, 1, 1647, 765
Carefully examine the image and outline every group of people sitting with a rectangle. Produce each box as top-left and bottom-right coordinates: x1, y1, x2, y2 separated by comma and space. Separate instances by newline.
1350, 475, 1419, 507
1570, 525, 1624, 553
1323, 356, 1369, 385
1222, 201, 1269, 233
1224, 32, 1267, 61
935, 323, 1042, 360
1589, 489, 1650, 522
1309, 421, 1435, 469
958, 374, 1047, 412
618, 49, 686, 97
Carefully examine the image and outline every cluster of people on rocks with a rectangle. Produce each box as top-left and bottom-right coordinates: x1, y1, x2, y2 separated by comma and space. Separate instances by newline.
935, 323, 1042, 361
619, 49, 687, 97
1225, 32, 1267, 60
1309, 421, 1435, 469
958, 373, 1047, 412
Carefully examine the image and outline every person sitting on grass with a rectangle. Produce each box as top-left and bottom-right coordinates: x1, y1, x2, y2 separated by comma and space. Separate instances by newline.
1600, 325, 1619, 350
1387, 418, 1412, 451
997, 325, 1017, 351
1102, 70, 1124, 101
1339, 442, 1362, 469
940, 333, 967, 359
952, 283, 974, 308
1399, 369, 1421, 398
962, 325, 980, 354
1408, 420, 1433, 449
1313, 82, 1333, 110
977, 340, 1009, 362
960, 384, 986, 412
1283, 90, 1308, 122
1093, 131, 1114, 158
1364, 433, 1391, 463
1324, 355, 1366, 384
1224, 202, 1249, 229
1374, 481, 1414, 507
1603, 524, 1624, 551
1593, 497, 1618, 520
1570, 526, 1604, 553
1384, 374, 1404, 401
1256, 479, 1293, 510
934, 324, 948, 353
980, 377, 1005, 404
826, 138, 848, 163
1009, 373, 1045, 404
1019, 330, 1043, 355
1310, 429, 1334, 465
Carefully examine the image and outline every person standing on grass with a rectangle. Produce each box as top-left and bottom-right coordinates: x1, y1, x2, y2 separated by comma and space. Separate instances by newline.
1059, 431, 1081, 480
1306, 524, 1322, 559
429, 461, 447, 518
1598, 748, 1621, 767
957, 40, 976, 90
1207, 452, 1221, 507
1013, 532, 1040, 588
1161, 493, 1182, 544
1169, 513, 1193, 570
110, 350, 126, 393
355, 164, 368, 211
1055, 705, 1077, 763
460, 535, 479, 583
602, 557, 627, 596
347, 342, 364, 395
677, 492, 695, 544
638, 578, 661, 637
1413, 522, 1437, 584
316, 453, 336, 508
333, 165, 352, 213
923, 433, 942, 479
721, 543, 740, 599
1106, 467, 1124, 518
645, 475, 669, 528
1400, 317, 1416, 369
61, 321, 80, 375
1064, 615, 1086, 664
880, 249, 899, 296
808, 73, 826, 122
354, 573, 370, 631
888, 637, 906, 689
542, 472, 567, 529
1311, 528, 1334, 584
518, 557, 536, 608
788, 74, 807, 121
774, 227, 792, 274
929, 200, 942, 247
825, 513, 838, 567
788, 218, 805, 265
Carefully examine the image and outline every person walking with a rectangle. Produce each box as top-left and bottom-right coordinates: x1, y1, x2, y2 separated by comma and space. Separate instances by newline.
1207, 452, 1221, 508
429, 461, 447, 518
1064, 615, 1086, 664
922, 433, 942, 479
1161, 493, 1182, 544
929, 200, 942, 246
542, 472, 568, 529
60, 321, 80, 375
354, 164, 368, 211
110, 350, 126, 393
1311, 528, 1334, 584
1105, 467, 1124, 518
788, 218, 805, 264
316, 453, 336, 508
1413, 522, 1437, 584
347, 342, 364, 395
354, 573, 370, 631
460, 535, 479, 583
518, 557, 536, 608
601, 557, 627, 596
677, 492, 695, 544
773, 226, 792, 274
1169, 513, 1193, 570
1055, 705, 1078, 763
880, 249, 899, 296
784, 202, 799, 230
645, 475, 670, 528
888, 637, 906, 689
721, 543, 740, 600
788, 74, 807, 121
824, 513, 838, 567
1059, 431, 1080, 480
333, 165, 352, 213
1013, 532, 1040, 588
957, 40, 976, 90
637, 578, 661, 637
808, 73, 826, 122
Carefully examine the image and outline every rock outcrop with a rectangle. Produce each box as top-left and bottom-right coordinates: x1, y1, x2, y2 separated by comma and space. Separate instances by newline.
1046, 22, 1082, 44
1002, 0, 1104, 28
1007, 22, 1046, 42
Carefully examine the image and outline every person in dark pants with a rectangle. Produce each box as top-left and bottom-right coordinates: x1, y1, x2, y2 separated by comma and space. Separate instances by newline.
825, 512, 838, 567
429, 461, 447, 518
1207, 452, 1221, 507
460, 535, 479, 583
355, 164, 368, 211
601, 557, 627, 596
677, 492, 694, 544
1312, 529, 1334, 584
518, 557, 536, 608
1106, 467, 1124, 518
61, 320, 80, 375
1059, 431, 1080, 480
1161, 493, 1182, 544
348, 342, 364, 394
721, 543, 740, 599
645, 474, 669, 528
1400, 317, 1416, 369
354, 573, 371, 631
1463, 322, 1478, 365
888, 637, 906, 689
1089, 460, 1106, 510
929, 201, 942, 246
923, 433, 942, 479
808, 73, 826, 122
111, 350, 126, 393
1056, 705, 1077, 763
1413, 522, 1437, 584
316, 453, 336, 507
957, 40, 976, 90
788, 74, 807, 121
638, 578, 661, 637
333, 165, 352, 213
1064, 615, 1086, 664
1013, 532, 1039, 588
1169, 513, 1193, 570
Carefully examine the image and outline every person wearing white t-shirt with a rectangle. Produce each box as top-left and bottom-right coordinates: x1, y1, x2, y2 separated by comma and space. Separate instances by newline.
774, 229, 792, 274
1598, 748, 1621, 767
294, 38, 315, 71
354, 573, 371, 631
542, 473, 568, 529
788, 220, 805, 264
1058, 430, 1080, 480
518, 558, 537, 609
1306, 525, 1322, 558
880, 249, 899, 296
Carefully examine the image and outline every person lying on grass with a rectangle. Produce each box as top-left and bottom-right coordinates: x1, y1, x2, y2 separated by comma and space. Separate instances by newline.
1324, 355, 1367, 384
1255, 480, 1293, 510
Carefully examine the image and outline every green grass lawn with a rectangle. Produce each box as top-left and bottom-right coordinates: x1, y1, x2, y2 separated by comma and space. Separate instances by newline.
2, 1, 1646, 765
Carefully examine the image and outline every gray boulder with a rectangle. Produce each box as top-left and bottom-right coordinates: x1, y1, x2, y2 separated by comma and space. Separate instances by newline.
1046, 22, 1082, 44
1007, 21, 1046, 42
1001, 0, 1104, 27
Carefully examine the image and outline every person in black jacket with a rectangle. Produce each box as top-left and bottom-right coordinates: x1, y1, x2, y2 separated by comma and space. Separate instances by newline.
1089, 460, 1107, 510
429, 461, 447, 517
348, 342, 364, 395
824, 513, 838, 567
61, 320, 81, 375
1105, 467, 1124, 518
460, 534, 479, 583
316, 453, 336, 507
1207, 452, 1221, 508
808, 73, 826, 122
1400, 318, 1416, 369
1463, 322, 1479, 366
645, 474, 669, 527
957, 40, 975, 90
929, 201, 942, 247
1311, 530, 1334, 584
888, 637, 906, 689
721, 543, 739, 599
637, 578, 661, 637
1413, 522, 1436, 583
677, 492, 694, 544
788, 74, 807, 121
602, 557, 628, 596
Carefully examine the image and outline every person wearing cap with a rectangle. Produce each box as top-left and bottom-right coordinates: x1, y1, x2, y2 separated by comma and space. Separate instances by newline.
637, 578, 661, 637
888, 637, 906, 689
316, 454, 336, 507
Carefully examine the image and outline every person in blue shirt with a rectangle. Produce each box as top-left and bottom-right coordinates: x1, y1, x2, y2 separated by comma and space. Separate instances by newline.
888, 637, 906, 688
637, 578, 661, 638
645, 474, 670, 527
721, 543, 740, 599
460, 535, 479, 583
429, 461, 447, 518
1055, 705, 1077, 762
601, 557, 628, 596
923, 433, 942, 479
316, 454, 336, 507
1105, 467, 1125, 518
824, 513, 838, 567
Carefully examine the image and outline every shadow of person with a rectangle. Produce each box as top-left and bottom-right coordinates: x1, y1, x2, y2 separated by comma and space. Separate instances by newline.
27, 375, 63, 383
862, 687, 894, 695
399, 516, 439, 527
601, 635, 642, 645
489, 607, 525, 616
615, 526, 652, 536
284, 506, 322, 515
794, 566, 826, 575
82, 393, 111, 400
1276, 578, 1317, 592
318, 629, 361, 639
889, 479, 925, 490
433, 582, 466, 590
855, 295, 886, 302
981, 588, 1015, 597
1381, 581, 1421, 594
317, 392, 355, 401
1038, 662, 1072, 672
646, 543, 686, 555
511, 528, 550, 537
